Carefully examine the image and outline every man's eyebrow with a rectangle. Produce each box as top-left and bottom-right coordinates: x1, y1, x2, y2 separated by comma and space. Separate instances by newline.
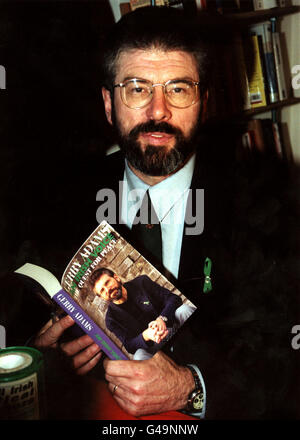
120, 76, 197, 83
121, 76, 149, 83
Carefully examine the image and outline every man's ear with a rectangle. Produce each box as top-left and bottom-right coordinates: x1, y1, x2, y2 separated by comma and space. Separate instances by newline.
102, 87, 113, 125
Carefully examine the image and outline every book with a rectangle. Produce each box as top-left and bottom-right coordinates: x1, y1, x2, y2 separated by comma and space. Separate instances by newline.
14, 221, 196, 361
250, 21, 279, 104
195, 0, 207, 9
244, 34, 267, 108
247, 118, 266, 152
278, 0, 293, 6
270, 17, 288, 101
120, 2, 132, 16
244, 118, 284, 157
272, 121, 284, 157
221, 33, 251, 113
130, 0, 164, 10
233, 33, 251, 111
253, 0, 277, 10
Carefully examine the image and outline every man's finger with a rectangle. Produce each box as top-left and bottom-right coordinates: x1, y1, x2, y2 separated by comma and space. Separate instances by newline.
76, 350, 103, 376
71, 342, 101, 369
104, 357, 148, 379
35, 315, 75, 348
60, 334, 95, 357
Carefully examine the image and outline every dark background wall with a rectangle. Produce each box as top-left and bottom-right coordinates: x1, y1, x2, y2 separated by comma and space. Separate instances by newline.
0, 1, 116, 274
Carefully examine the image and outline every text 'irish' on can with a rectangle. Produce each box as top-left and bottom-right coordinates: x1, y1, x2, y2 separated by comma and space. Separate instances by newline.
0, 346, 46, 420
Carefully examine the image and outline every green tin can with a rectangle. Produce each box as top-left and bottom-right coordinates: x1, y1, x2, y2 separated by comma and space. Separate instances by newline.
0, 346, 46, 420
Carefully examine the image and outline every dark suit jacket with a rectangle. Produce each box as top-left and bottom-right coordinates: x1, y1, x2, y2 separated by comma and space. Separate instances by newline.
3, 135, 299, 419
106, 275, 182, 354
87, 146, 299, 419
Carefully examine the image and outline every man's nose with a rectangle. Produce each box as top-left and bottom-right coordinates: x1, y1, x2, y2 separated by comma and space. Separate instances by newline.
145, 86, 172, 122
102, 285, 109, 297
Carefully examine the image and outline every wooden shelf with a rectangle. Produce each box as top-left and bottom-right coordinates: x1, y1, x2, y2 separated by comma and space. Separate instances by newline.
244, 97, 300, 116
225, 6, 300, 24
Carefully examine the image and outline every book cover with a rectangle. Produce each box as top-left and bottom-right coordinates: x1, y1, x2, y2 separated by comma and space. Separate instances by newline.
247, 118, 266, 152
244, 35, 267, 108
15, 221, 196, 362
233, 33, 251, 111
272, 121, 284, 157
260, 118, 278, 154
270, 18, 288, 101
130, 0, 165, 10
253, 0, 277, 10
251, 21, 279, 103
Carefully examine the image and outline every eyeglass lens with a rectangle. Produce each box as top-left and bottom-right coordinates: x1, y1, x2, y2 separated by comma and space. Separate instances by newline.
122, 80, 198, 109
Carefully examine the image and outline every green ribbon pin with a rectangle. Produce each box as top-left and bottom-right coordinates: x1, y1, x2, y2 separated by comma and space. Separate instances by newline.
203, 257, 212, 293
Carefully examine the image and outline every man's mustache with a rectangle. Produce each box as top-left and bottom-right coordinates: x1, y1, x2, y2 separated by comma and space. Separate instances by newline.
109, 286, 122, 299
129, 121, 182, 138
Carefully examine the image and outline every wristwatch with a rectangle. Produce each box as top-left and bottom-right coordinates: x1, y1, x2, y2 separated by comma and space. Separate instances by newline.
158, 315, 168, 323
185, 364, 204, 412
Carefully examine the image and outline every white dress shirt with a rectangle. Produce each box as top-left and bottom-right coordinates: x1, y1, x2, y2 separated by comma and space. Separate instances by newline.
120, 153, 206, 418
120, 154, 196, 279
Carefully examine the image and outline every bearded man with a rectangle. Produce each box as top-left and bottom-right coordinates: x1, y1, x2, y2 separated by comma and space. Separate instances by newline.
34, 6, 299, 420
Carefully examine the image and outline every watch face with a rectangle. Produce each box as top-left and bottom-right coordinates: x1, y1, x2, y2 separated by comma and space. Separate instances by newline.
192, 391, 204, 410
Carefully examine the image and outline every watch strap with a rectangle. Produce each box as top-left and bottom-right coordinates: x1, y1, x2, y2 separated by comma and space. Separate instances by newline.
186, 364, 202, 391
185, 364, 205, 415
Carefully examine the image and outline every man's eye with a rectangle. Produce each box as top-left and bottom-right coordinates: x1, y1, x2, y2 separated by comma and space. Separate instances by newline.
172, 87, 185, 94
131, 86, 146, 94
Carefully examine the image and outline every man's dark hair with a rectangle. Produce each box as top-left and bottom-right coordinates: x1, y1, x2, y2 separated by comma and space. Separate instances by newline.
100, 6, 212, 96
90, 267, 115, 289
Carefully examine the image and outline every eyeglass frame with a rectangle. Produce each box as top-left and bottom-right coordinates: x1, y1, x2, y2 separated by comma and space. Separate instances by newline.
113, 78, 201, 109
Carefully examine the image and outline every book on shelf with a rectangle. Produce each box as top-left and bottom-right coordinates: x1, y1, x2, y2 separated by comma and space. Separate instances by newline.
120, 2, 132, 16
243, 34, 267, 108
130, 0, 163, 10
14, 221, 196, 361
278, 0, 293, 7
233, 33, 252, 111
243, 118, 284, 157
270, 17, 289, 100
272, 121, 284, 157
253, 0, 277, 10
195, 0, 207, 9
250, 21, 279, 104
129, 0, 188, 10
246, 118, 266, 152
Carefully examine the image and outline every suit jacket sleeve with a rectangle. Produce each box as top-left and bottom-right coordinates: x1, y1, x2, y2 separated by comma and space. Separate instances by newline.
169, 156, 300, 419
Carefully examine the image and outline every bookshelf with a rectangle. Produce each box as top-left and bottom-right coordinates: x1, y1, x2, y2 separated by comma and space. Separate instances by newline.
245, 96, 300, 116
226, 5, 300, 23
110, 1, 299, 161
210, 5, 300, 162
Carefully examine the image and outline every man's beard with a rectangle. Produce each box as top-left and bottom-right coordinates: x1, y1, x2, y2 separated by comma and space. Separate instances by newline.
113, 117, 200, 176
109, 284, 123, 301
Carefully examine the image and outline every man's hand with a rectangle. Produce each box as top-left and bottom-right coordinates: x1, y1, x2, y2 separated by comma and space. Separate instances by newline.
34, 315, 102, 375
149, 317, 167, 334
146, 317, 168, 343
104, 351, 194, 417
142, 326, 168, 344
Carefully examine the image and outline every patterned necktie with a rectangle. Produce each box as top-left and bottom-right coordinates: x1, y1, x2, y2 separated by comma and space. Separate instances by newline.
131, 189, 162, 263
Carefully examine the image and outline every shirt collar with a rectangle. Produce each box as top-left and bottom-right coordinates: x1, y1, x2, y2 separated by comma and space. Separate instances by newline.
124, 154, 196, 221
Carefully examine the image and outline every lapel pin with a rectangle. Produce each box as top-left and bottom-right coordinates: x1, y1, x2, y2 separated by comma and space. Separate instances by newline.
203, 257, 212, 293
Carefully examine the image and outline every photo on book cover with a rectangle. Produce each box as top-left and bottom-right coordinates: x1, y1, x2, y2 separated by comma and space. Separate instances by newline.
61, 221, 197, 361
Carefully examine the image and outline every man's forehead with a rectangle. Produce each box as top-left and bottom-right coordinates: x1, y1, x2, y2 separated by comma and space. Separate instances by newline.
115, 48, 199, 82
95, 274, 111, 284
